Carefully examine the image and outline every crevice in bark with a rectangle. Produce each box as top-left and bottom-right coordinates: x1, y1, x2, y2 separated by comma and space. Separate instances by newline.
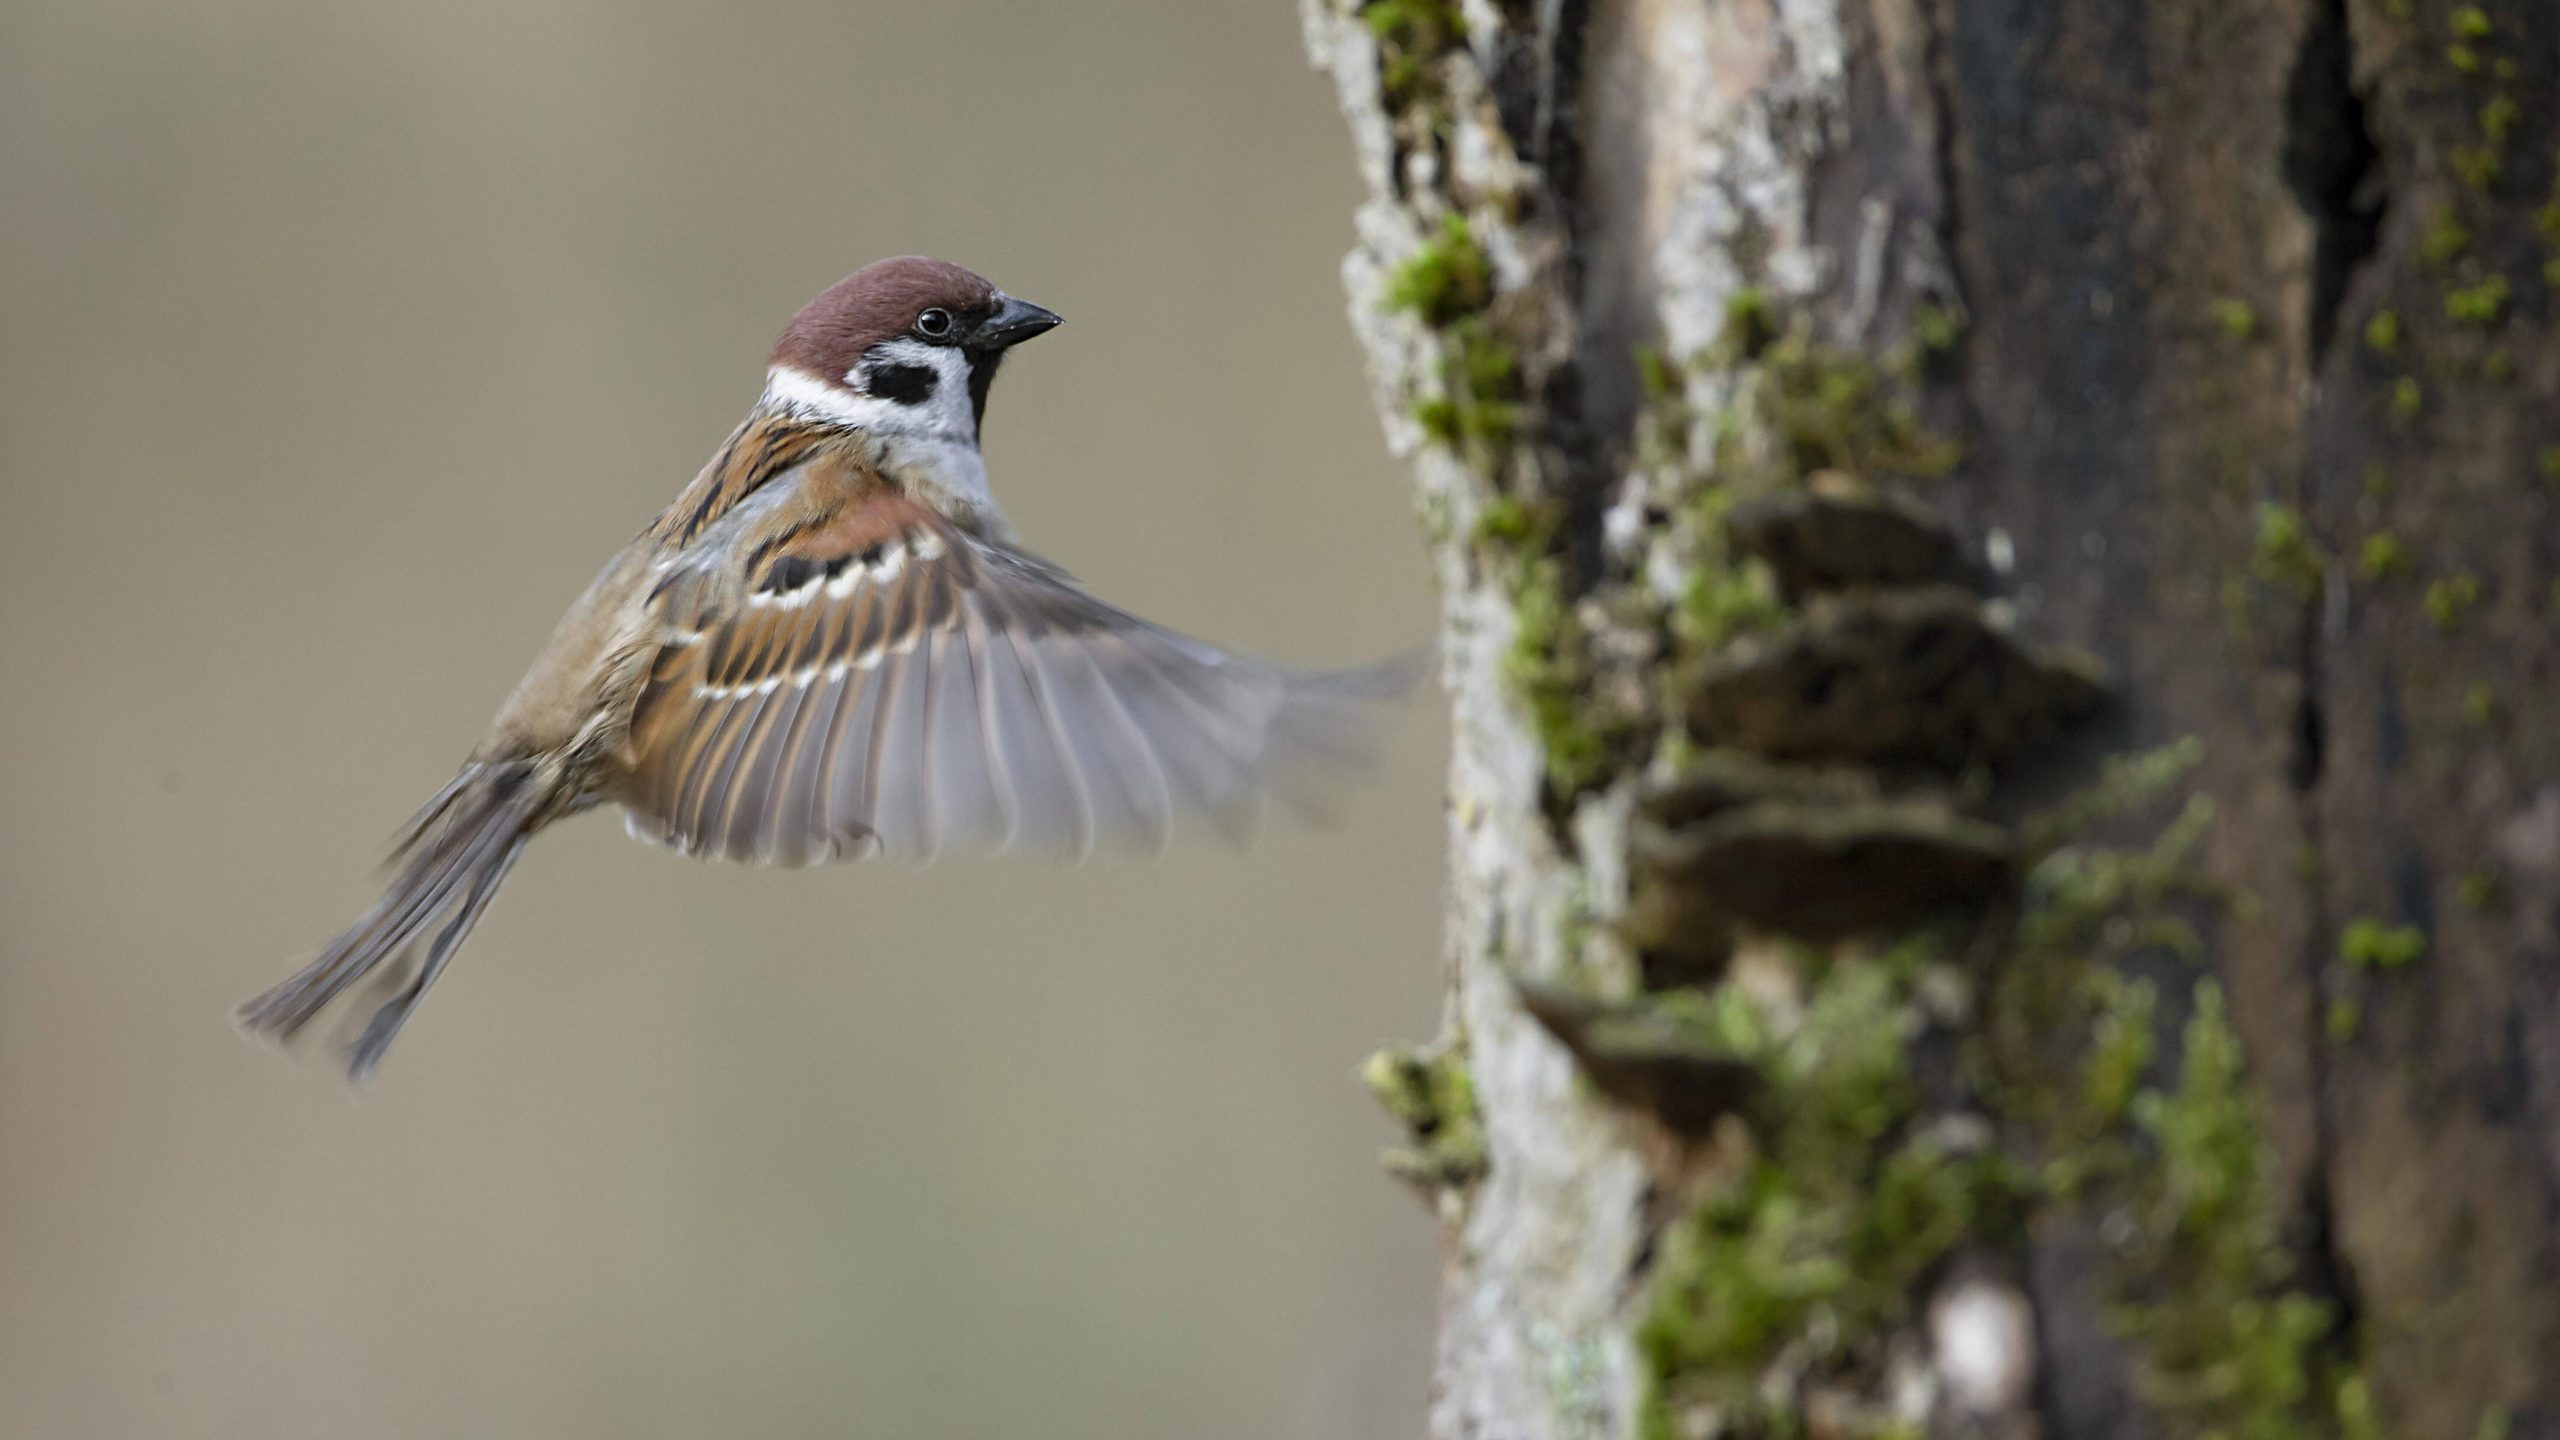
2282, 0, 2389, 1331
2280, 0, 2383, 363
2277, 0, 2378, 1387
1523, 0, 1618, 622
1920, 0, 1965, 322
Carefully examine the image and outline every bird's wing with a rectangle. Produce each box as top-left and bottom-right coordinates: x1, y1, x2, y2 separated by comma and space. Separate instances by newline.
619, 488, 1419, 865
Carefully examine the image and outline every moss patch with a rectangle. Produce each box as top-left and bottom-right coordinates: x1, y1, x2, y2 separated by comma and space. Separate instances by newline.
2356, 533, 2411, 581
2341, 916, 2426, 970
1363, 1041, 1487, 1189
1638, 944, 2030, 1438
1360, 0, 1461, 107
2253, 504, 2326, 600
1750, 329, 1961, 483
2112, 985, 2356, 1440
2425, 572, 2483, 630
2445, 273, 2510, 326
1994, 757, 2374, 1440
1506, 557, 1616, 795
2211, 298, 2260, 341
1383, 214, 1494, 326
2420, 210, 2472, 269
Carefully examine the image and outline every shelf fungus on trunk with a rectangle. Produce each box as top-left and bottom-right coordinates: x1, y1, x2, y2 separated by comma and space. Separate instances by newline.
1634, 793, 2014, 946
1511, 978, 1762, 1140
1725, 472, 1981, 603
1688, 588, 2110, 773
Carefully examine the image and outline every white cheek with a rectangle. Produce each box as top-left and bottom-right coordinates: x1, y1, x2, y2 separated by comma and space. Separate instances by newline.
764, 365, 876, 426
765, 344, 975, 442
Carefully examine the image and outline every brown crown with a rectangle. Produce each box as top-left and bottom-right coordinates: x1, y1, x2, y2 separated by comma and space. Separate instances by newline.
769, 257, 1000, 381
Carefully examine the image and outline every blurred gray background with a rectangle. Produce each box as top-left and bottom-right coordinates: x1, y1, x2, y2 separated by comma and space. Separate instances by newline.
0, 2, 1446, 1435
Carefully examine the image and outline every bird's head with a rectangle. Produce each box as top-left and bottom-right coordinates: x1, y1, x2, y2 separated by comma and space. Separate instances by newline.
762, 257, 1061, 449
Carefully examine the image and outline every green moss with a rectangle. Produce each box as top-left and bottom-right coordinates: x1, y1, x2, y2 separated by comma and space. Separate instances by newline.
2363, 464, 2396, 502
2356, 533, 2411, 581
1754, 328, 1960, 481
1636, 345, 1684, 401
1383, 214, 1492, 326
1643, 1173, 1858, 1383
2136, 986, 2260, 1243
2463, 682, 2498, 726
1413, 317, 1521, 453
2114, 984, 2358, 1440
1912, 301, 1964, 355
2252, 503, 2326, 600
2292, 843, 2326, 882
2448, 43, 2481, 72
2446, 273, 2510, 325
2083, 972, 2159, 1126
2451, 5, 2491, 39
1380, 216, 1523, 465
1361, 0, 1460, 106
1692, 298, 1960, 498
2327, 997, 2362, 1043
2342, 916, 2426, 970
1362, 1041, 1486, 1188
1680, 557, 1785, 654
1506, 557, 1610, 795
1471, 494, 1547, 551
2485, 348, 2516, 383
2363, 308, 2401, 355
1722, 287, 1777, 359
1641, 968, 1915, 1384
2459, 868, 2503, 911
1996, 766, 2378, 1439
2425, 571, 2483, 629
2480, 94, 2521, 144
2421, 210, 2472, 268
2211, 298, 2259, 341
2452, 144, 2501, 189
1641, 947, 2028, 1432
2391, 376, 2424, 422
2539, 446, 2560, 483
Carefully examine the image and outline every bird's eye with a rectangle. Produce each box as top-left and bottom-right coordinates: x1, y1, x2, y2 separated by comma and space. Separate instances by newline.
915, 307, 954, 340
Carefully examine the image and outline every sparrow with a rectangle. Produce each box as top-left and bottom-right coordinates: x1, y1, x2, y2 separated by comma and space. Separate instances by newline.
240, 256, 1419, 1080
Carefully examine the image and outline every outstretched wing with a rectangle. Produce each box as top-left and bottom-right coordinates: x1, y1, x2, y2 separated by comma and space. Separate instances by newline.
620, 490, 1417, 865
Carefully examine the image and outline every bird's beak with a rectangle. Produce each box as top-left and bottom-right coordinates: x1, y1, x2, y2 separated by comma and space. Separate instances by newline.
975, 294, 1063, 350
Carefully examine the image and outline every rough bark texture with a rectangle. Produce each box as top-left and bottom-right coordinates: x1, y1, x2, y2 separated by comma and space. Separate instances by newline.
1307, 2, 2560, 1439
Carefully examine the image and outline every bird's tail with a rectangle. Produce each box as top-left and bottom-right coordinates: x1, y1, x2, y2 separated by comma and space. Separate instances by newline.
238, 759, 550, 1081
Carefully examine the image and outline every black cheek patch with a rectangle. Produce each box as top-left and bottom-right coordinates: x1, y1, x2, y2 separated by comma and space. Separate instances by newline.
864, 363, 938, 405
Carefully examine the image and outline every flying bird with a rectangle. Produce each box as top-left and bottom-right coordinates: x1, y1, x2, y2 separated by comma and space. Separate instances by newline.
239, 258, 1418, 1079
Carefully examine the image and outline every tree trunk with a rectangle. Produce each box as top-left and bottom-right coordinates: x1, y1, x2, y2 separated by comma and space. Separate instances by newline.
1303, 2, 2560, 1438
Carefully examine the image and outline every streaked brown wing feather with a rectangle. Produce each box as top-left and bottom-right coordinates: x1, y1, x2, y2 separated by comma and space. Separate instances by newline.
618, 490, 1418, 866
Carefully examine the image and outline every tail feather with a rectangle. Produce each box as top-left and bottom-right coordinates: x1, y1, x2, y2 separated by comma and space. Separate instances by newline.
238, 761, 547, 1080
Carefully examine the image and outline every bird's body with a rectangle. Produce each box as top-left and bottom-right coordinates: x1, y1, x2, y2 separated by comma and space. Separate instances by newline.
240, 258, 1415, 1079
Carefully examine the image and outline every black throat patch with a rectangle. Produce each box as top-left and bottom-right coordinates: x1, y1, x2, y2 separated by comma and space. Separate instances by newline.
965, 351, 1004, 436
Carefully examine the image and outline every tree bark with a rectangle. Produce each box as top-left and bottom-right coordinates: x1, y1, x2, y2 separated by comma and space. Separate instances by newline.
1304, 2, 2560, 1438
